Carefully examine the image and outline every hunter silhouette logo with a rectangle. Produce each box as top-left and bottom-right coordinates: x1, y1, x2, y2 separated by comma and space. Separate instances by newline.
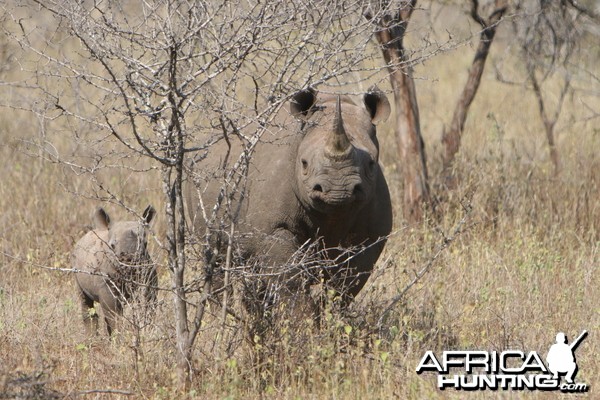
546, 330, 587, 384
416, 330, 589, 392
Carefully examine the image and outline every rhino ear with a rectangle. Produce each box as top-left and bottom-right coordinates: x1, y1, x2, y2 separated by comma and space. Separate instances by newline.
93, 207, 110, 230
363, 86, 391, 125
142, 205, 156, 226
290, 87, 318, 119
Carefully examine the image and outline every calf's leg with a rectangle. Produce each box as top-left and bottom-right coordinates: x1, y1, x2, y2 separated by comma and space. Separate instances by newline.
78, 288, 99, 335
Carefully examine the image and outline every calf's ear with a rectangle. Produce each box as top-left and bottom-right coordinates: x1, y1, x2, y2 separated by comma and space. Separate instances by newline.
142, 205, 156, 226
363, 86, 391, 125
290, 87, 318, 119
93, 208, 111, 230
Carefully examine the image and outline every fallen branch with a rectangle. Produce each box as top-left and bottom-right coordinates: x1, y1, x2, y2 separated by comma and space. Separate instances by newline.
76, 389, 134, 396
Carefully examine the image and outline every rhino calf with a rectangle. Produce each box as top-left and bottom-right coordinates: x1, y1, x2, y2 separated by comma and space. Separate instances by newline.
72, 205, 157, 335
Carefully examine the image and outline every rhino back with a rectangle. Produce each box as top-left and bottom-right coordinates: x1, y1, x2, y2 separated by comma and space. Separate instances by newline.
186, 113, 304, 242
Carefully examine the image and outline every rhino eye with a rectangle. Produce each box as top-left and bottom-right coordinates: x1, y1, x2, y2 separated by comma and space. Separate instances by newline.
301, 159, 308, 171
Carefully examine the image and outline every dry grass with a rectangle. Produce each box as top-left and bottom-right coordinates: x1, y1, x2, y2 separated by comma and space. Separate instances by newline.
1, 5, 599, 400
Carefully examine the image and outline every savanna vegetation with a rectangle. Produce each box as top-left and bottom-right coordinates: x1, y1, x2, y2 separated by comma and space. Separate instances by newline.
0, 1, 598, 399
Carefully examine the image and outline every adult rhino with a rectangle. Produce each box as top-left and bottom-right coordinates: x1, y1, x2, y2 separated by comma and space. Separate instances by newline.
72, 206, 157, 335
187, 87, 392, 315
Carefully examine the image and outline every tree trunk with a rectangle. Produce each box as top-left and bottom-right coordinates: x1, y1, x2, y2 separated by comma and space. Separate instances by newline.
528, 67, 566, 177
393, 68, 430, 223
368, 0, 430, 224
442, 0, 507, 180
164, 44, 195, 389
162, 163, 192, 389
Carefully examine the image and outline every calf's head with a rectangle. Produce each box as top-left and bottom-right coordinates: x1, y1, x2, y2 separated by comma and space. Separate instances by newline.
291, 88, 390, 213
93, 205, 156, 263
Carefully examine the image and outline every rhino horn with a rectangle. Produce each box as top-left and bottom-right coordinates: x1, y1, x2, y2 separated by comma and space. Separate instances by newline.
326, 96, 352, 157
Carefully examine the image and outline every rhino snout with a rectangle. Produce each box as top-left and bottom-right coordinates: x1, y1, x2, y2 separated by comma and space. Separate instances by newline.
309, 179, 364, 205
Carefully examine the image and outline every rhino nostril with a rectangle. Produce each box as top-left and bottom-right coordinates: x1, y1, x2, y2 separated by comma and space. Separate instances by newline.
313, 184, 323, 193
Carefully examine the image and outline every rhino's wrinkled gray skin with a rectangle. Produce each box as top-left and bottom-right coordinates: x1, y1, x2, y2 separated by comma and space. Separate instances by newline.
73, 205, 157, 335
188, 87, 392, 314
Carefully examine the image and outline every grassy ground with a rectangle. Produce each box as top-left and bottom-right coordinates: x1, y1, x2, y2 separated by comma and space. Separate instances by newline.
0, 4, 599, 400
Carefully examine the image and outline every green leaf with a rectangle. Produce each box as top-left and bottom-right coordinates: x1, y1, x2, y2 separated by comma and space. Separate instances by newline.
75, 343, 87, 351
344, 325, 352, 335
380, 352, 389, 363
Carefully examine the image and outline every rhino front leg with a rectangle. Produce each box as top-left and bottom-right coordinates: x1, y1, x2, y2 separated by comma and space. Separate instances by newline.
98, 289, 123, 336
325, 238, 386, 307
249, 229, 319, 326
78, 288, 99, 335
